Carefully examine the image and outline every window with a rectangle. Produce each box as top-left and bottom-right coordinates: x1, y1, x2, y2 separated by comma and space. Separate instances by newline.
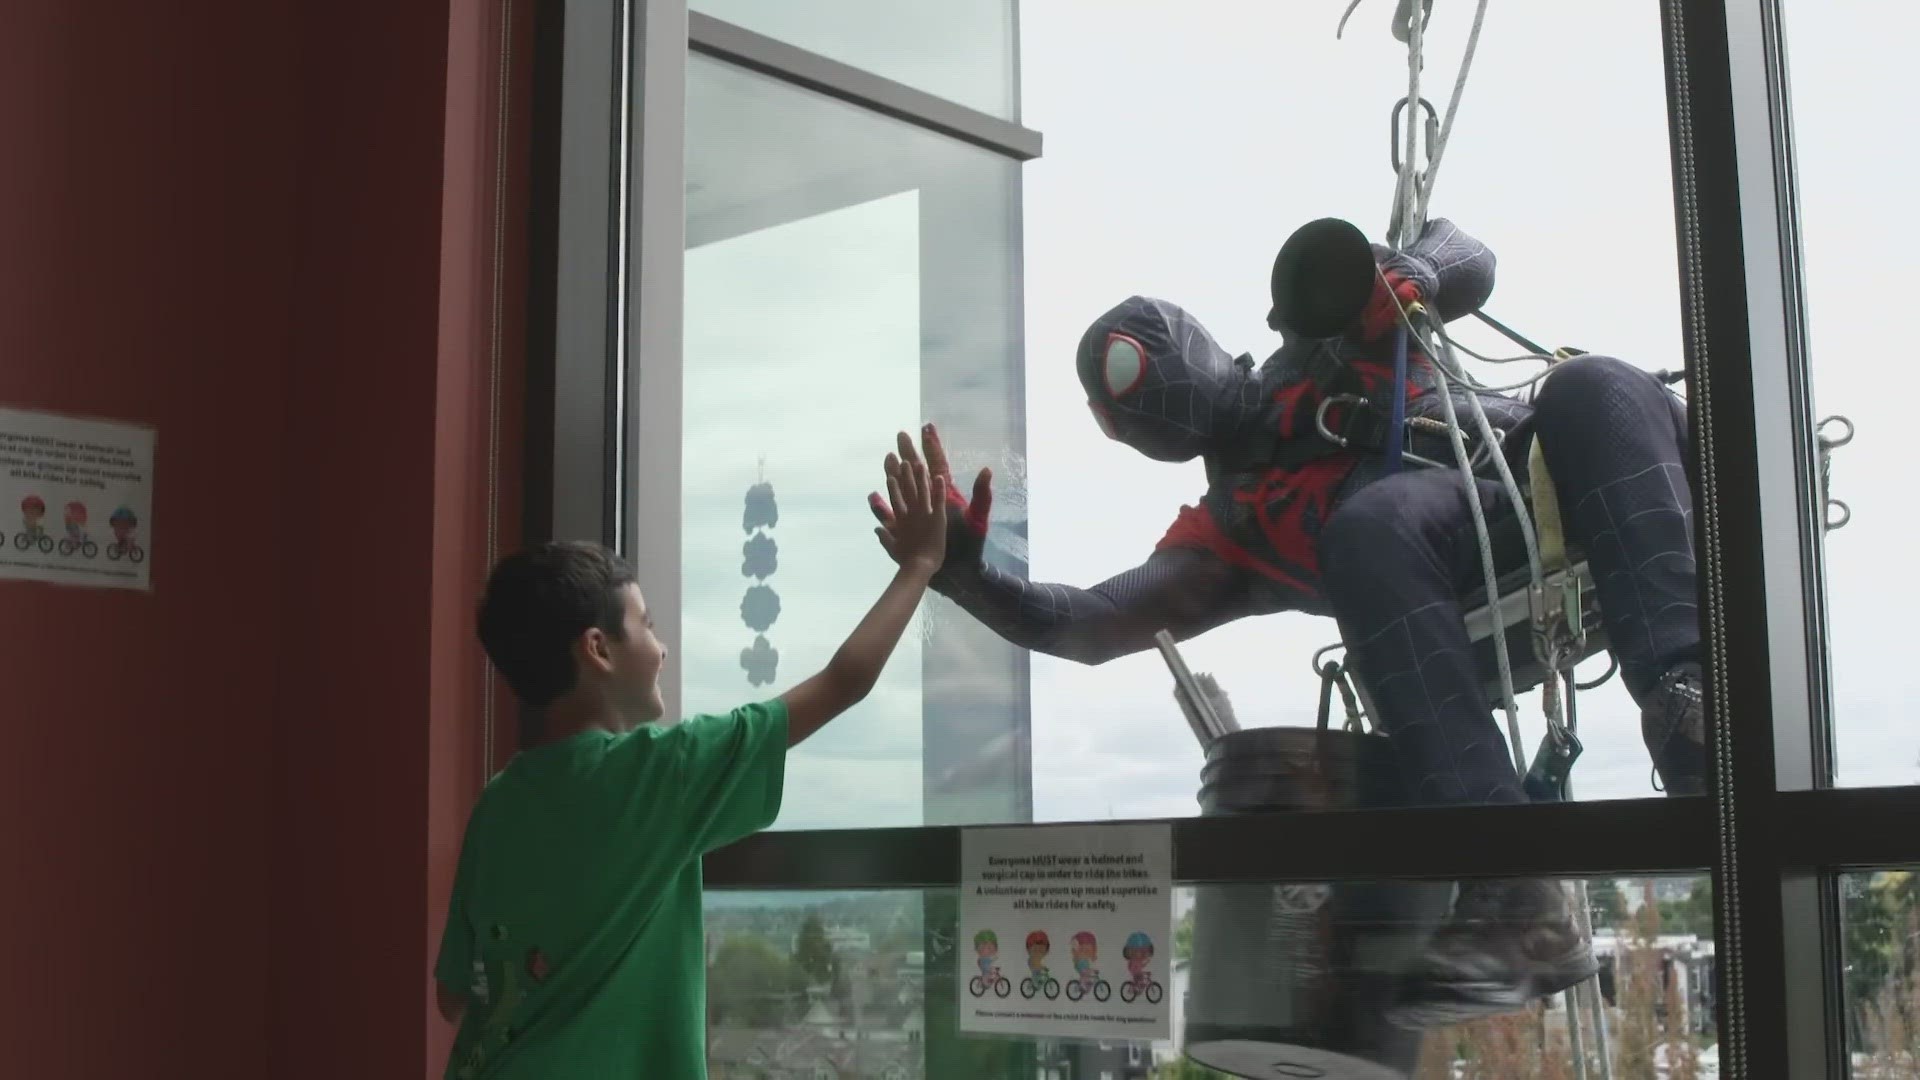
682, 54, 1028, 831
1020, 0, 1693, 818
526, 0, 1920, 1074
1840, 870, 1920, 1071
1776, 0, 1918, 789
705, 877, 1710, 1077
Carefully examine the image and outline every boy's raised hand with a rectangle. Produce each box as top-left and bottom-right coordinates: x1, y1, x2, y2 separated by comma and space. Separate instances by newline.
868, 424, 993, 576
873, 429, 948, 575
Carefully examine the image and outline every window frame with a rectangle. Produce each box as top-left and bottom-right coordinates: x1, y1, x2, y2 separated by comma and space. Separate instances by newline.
519, 0, 1905, 1074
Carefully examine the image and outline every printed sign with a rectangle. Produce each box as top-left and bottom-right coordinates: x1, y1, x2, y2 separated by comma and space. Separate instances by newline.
959, 823, 1173, 1041
0, 407, 155, 591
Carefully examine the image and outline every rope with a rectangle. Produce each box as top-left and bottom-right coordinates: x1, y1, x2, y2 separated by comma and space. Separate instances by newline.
1436, 331, 1538, 772
1362, 5, 1618, 1072
1390, 290, 1528, 774
1414, 0, 1491, 229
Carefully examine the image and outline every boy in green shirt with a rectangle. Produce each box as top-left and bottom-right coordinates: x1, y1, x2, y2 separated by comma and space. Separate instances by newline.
434, 432, 949, 1078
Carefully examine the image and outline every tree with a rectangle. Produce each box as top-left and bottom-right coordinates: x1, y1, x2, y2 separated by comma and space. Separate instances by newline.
708, 934, 805, 1029
1174, 908, 1194, 963
1851, 871, 1920, 1062
1658, 880, 1715, 939
1613, 879, 1706, 1077
792, 913, 838, 988
1588, 879, 1626, 930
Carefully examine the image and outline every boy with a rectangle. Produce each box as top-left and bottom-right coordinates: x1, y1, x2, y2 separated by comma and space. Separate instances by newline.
434, 431, 949, 1078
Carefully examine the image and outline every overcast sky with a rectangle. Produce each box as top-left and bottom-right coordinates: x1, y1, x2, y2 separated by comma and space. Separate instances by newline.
1019, 0, 1916, 820
680, 0, 1916, 831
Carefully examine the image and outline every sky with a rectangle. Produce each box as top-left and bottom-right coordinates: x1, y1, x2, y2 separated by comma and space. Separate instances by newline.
1017, 0, 1919, 818
678, 0, 1919, 832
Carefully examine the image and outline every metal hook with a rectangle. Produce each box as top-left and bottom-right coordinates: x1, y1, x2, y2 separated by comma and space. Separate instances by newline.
1817, 414, 1854, 450
1816, 414, 1855, 533
1389, 97, 1440, 174
1826, 499, 1852, 532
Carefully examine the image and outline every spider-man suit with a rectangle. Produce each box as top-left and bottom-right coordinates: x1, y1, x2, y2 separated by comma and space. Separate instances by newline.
897, 218, 1704, 804
877, 219, 1708, 1024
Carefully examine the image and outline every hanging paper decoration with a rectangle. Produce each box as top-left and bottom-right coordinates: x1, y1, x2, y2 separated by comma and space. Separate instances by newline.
739, 468, 781, 686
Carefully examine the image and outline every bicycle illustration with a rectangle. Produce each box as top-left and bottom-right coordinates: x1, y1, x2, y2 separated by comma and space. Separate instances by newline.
1118, 972, 1164, 1005
1064, 970, 1110, 1002
1119, 931, 1163, 1004
1020, 969, 1062, 1000
106, 507, 145, 563
968, 966, 1012, 999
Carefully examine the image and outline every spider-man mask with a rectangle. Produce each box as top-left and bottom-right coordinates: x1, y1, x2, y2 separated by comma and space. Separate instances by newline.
1076, 297, 1260, 463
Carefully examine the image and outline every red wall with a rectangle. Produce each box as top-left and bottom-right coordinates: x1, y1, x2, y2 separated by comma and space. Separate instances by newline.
1, 1, 517, 1076
0, 2, 292, 1074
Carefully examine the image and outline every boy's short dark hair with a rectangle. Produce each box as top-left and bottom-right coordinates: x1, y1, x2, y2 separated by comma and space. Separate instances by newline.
478, 542, 638, 713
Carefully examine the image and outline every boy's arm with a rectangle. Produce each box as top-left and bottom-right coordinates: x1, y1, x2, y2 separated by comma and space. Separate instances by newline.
781, 430, 948, 747
871, 425, 1251, 665
779, 563, 937, 747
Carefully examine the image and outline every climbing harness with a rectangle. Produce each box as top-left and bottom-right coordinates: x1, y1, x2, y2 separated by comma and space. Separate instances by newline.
1313, 393, 1502, 470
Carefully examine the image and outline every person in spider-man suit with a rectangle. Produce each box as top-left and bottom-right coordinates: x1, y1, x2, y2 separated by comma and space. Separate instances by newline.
869, 218, 1706, 1027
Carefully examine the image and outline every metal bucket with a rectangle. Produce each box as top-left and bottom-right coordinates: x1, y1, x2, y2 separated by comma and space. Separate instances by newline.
1184, 726, 1452, 1079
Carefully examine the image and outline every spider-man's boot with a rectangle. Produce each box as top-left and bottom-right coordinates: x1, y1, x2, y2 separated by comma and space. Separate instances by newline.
1642, 661, 1709, 796
1387, 877, 1597, 1029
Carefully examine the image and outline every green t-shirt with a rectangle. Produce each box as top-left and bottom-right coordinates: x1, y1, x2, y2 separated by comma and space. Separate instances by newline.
434, 700, 788, 1080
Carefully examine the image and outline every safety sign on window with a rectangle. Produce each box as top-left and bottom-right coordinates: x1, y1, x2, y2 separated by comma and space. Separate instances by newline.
0, 407, 155, 592
958, 823, 1173, 1041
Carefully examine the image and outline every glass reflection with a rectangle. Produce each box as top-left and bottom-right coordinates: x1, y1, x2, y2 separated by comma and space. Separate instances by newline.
691, 0, 1018, 120
1779, 0, 1919, 788
683, 56, 1028, 831
704, 876, 1714, 1078
1841, 870, 1920, 1075
681, 1, 1707, 833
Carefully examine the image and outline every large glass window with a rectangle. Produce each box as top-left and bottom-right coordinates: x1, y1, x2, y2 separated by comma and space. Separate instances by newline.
684, 55, 1029, 831
1019, 1, 1691, 818
1778, 0, 1918, 789
706, 875, 1713, 1078
533, 0, 1912, 1072
1841, 869, 1920, 1074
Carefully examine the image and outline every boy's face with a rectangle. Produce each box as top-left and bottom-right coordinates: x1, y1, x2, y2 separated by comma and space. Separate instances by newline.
580, 583, 667, 725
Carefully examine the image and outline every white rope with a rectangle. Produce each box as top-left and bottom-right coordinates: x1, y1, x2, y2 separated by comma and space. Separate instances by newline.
1383, 280, 1530, 774
1414, 0, 1491, 229
1440, 331, 1557, 367
1430, 328, 1533, 774
1369, 5, 1617, 1072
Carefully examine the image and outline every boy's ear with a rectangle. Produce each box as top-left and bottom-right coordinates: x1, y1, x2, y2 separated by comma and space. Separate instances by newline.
577, 627, 615, 673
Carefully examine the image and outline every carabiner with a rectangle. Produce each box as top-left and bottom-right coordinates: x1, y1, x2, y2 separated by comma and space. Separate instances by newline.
1389, 97, 1440, 174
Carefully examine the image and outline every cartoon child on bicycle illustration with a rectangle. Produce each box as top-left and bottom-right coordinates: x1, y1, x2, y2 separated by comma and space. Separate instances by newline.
1065, 931, 1110, 1002
16, 494, 50, 552
59, 501, 97, 558
1119, 931, 1164, 1004
967, 929, 1010, 998
1019, 930, 1059, 1000
107, 506, 145, 563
